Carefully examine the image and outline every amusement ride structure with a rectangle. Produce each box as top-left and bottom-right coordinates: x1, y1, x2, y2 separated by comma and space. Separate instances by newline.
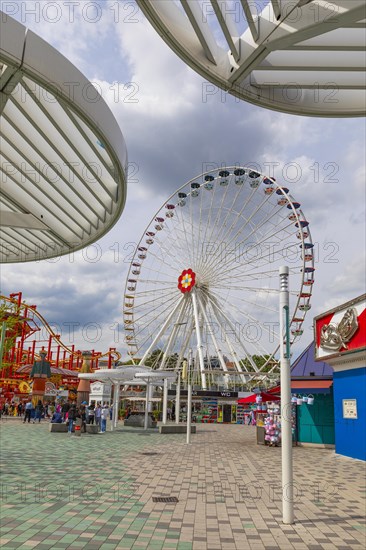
124, 166, 314, 389
0, 292, 120, 403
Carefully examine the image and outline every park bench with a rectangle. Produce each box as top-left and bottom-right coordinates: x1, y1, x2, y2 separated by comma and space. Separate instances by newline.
159, 424, 196, 434
49, 423, 72, 433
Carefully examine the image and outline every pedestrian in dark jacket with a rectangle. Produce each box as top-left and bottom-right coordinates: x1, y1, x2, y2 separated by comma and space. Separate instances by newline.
67, 404, 77, 434
33, 401, 44, 423
80, 405, 87, 433
61, 402, 70, 421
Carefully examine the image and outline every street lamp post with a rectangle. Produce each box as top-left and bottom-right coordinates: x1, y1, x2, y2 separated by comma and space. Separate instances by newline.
279, 266, 294, 524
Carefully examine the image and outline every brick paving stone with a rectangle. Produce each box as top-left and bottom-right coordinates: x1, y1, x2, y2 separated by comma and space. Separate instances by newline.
1, 422, 365, 550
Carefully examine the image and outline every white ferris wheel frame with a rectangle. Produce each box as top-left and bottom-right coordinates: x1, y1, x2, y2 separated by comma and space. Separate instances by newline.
123, 165, 315, 389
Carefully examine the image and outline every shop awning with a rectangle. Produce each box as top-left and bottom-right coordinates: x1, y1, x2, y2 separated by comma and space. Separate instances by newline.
291, 380, 333, 394
238, 392, 280, 404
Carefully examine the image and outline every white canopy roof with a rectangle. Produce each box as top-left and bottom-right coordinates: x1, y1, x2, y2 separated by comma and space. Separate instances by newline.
0, 13, 128, 262
137, 0, 366, 117
78, 365, 177, 385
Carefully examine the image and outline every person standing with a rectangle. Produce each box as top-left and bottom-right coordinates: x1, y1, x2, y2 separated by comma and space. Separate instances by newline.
95, 403, 102, 431
33, 400, 44, 423
100, 404, 109, 433
80, 405, 87, 433
87, 403, 95, 425
67, 404, 77, 434
61, 401, 70, 421
24, 400, 32, 423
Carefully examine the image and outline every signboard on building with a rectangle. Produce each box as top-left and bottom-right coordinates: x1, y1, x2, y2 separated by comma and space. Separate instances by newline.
168, 390, 238, 398
45, 382, 57, 396
342, 399, 358, 419
314, 294, 366, 361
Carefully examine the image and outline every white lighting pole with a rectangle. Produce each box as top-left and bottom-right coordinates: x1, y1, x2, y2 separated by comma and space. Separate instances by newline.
176, 372, 181, 424
186, 348, 192, 444
114, 383, 120, 429
279, 266, 294, 524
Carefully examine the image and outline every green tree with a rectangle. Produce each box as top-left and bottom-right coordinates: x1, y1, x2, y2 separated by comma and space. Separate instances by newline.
239, 355, 279, 373
144, 349, 163, 369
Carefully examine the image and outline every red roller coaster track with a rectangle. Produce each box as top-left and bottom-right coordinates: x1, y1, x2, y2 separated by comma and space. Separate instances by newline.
0, 292, 121, 380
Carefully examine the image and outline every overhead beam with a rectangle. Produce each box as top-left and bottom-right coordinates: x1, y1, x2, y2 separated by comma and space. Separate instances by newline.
240, 0, 259, 42
211, 0, 241, 61
181, 0, 218, 64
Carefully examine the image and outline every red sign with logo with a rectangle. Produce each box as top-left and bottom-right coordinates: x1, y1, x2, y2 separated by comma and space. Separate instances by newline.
314, 294, 366, 361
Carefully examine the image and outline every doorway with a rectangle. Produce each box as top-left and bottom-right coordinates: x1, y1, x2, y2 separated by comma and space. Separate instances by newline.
223, 404, 231, 423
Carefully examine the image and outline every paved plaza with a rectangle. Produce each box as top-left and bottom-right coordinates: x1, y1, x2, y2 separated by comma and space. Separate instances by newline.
0, 420, 365, 550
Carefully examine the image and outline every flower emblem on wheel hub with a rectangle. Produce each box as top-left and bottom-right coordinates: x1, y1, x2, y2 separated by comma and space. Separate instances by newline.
178, 269, 196, 293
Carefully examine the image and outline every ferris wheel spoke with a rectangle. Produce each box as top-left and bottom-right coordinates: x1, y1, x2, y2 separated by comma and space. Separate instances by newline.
163, 211, 195, 267
202, 203, 278, 278
196, 180, 245, 274
202, 186, 275, 275
141, 240, 187, 274
206, 293, 258, 373
131, 292, 180, 335
208, 286, 281, 345
217, 209, 291, 273
198, 179, 233, 270
204, 194, 292, 276
133, 286, 177, 310
215, 233, 302, 283
137, 294, 186, 364
195, 179, 221, 273
159, 298, 190, 369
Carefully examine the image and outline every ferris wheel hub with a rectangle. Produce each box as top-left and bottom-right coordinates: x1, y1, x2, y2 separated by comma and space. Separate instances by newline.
178, 269, 196, 294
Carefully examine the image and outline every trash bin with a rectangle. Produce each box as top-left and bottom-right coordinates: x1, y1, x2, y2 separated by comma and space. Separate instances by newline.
74, 418, 82, 437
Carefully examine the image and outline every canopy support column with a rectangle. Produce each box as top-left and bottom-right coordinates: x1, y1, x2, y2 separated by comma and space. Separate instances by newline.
162, 378, 168, 424
176, 372, 181, 424
144, 381, 150, 430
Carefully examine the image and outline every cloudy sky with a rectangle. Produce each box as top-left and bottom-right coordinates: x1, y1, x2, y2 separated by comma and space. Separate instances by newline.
1, 0, 365, 362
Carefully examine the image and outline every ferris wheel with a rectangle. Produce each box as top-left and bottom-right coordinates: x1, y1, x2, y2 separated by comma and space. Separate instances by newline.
123, 166, 314, 389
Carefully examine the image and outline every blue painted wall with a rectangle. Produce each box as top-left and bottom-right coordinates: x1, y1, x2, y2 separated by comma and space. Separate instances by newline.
333, 367, 366, 461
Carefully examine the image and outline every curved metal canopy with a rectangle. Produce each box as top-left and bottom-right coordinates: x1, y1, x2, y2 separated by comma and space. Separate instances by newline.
136, 0, 366, 117
0, 13, 128, 263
